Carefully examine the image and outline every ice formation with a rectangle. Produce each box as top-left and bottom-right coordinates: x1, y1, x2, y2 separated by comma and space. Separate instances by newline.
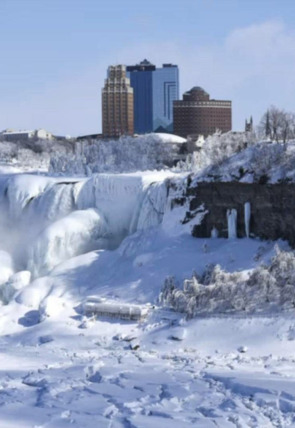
0, 270, 31, 304
27, 209, 108, 278
227, 209, 237, 239
0, 250, 13, 278
0, 172, 174, 278
244, 202, 251, 238
211, 227, 218, 238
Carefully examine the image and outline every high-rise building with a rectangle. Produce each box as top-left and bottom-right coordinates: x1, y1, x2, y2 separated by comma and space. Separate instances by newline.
173, 87, 232, 138
102, 65, 134, 138
126, 60, 179, 134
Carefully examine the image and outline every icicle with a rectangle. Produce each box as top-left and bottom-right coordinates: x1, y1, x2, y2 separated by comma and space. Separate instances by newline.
211, 227, 218, 238
227, 209, 237, 239
244, 202, 251, 238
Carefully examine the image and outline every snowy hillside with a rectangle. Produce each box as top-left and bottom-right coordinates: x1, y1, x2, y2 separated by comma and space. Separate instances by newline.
179, 131, 295, 184
0, 147, 295, 426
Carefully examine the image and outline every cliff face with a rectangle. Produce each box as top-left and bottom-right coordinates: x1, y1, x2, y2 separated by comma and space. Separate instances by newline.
186, 182, 295, 246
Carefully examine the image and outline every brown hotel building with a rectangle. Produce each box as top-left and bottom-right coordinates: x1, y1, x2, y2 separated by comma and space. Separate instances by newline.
173, 87, 232, 138
102, 65, 134, 138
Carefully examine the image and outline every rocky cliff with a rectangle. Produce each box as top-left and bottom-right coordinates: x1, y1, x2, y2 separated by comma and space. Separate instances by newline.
184, 182, 295, 246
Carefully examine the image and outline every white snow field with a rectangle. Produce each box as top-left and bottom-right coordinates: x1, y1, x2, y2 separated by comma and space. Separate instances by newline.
0, 170, 294, 427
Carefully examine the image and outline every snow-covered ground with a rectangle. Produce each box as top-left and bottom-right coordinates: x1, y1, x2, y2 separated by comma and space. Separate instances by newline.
0, 167, 295, 427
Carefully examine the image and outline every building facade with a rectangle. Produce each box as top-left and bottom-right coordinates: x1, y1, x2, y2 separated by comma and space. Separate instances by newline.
173, 87, 232, 138
0, 129, 53, 142
126, 60, 179, 134
126, 60, 155, 134
102, 65, 134, 138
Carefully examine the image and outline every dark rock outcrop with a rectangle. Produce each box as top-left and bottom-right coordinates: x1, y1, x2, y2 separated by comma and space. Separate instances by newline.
185, 182, 295, 246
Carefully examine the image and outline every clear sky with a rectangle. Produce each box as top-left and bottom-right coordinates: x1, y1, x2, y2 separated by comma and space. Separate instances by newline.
0, 0, 295, 136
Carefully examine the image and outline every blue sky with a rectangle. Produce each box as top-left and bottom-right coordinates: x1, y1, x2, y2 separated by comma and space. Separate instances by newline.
0, 0, 295, 136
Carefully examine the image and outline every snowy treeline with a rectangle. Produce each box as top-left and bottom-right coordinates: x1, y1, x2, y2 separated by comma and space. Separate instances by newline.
0, 139, 75, 171
177, 131, 295, 183
49, 134, 185, 175
176, 131, 253, 173
160, 247, 295, 317
204, 141, 295, 183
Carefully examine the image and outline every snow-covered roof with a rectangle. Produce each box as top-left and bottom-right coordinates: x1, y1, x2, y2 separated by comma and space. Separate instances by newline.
2, 130, 34, 135
149, 133, 187, 144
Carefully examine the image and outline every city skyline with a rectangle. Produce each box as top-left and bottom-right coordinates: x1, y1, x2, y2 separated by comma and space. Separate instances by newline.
0, 0, 295, 136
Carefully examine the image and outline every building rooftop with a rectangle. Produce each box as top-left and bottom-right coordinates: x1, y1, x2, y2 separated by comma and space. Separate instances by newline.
188, 86, 209, 94
2, 129, 34, 135
138, 59, 154, 66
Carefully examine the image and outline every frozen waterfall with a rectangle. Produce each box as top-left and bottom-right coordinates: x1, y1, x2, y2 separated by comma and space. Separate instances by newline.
227, 209, 237, 239
0, 172, 173, 278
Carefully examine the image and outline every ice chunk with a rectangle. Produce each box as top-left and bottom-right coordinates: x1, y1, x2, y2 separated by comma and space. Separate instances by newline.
0, 270, 31, 304
169, 327, 187, 341
211, 227, 218, 238
9, 270, 31, 289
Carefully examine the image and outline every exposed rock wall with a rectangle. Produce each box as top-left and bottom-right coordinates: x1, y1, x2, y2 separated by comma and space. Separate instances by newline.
186, 182, 295, 246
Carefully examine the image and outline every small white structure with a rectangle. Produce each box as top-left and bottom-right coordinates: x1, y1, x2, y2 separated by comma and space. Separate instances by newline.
35, 129, 53, 140
83, 297, 149, 321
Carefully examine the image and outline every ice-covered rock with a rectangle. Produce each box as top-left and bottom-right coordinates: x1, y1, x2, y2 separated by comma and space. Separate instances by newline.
169, 327, 187, 341
0, 270, 31, 304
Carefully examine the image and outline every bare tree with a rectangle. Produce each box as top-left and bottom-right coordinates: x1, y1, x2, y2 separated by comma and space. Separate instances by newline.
259, 106, 295, 143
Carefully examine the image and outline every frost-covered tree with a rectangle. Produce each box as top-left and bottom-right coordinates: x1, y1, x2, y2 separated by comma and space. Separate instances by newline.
49, 134, 184, 175
259, 106, 295, 143
175, 131, 254, 173
160, 249, 295, 317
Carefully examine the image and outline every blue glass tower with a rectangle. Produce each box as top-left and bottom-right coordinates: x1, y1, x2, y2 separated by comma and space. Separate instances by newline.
126, 60, 179, 134
152, 64, 179, 133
